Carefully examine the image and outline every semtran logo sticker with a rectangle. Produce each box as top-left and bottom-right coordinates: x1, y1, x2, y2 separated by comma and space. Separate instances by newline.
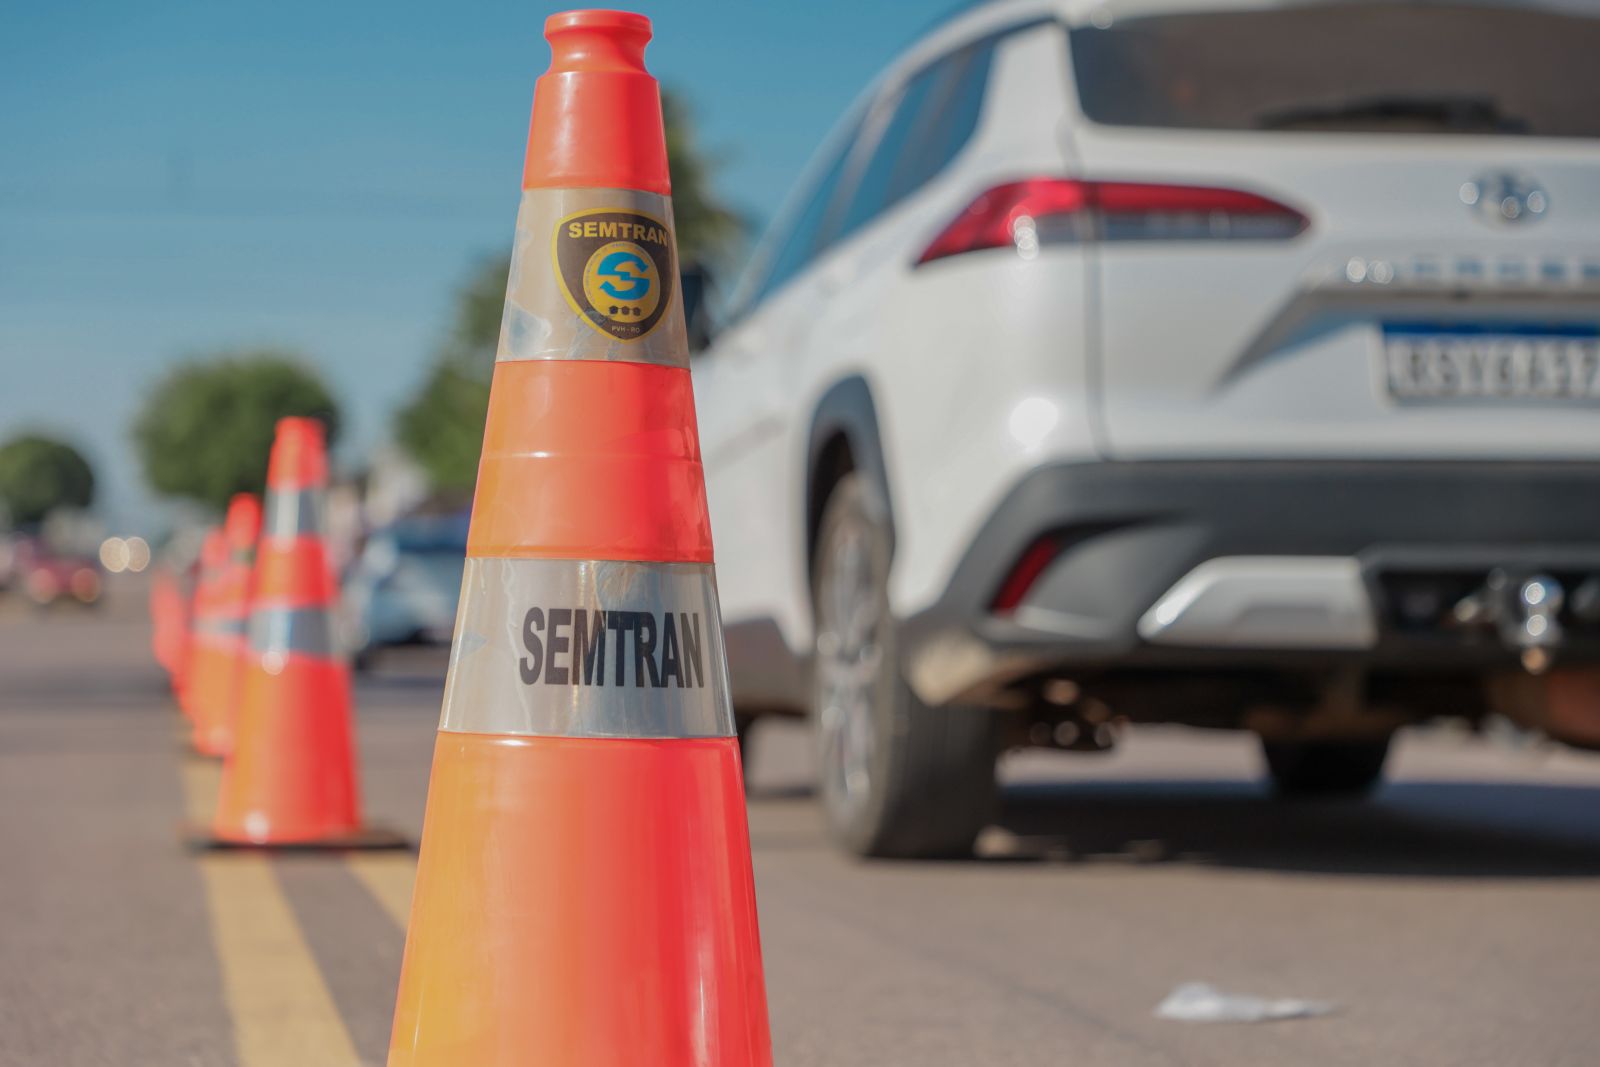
553, 208, 675, 341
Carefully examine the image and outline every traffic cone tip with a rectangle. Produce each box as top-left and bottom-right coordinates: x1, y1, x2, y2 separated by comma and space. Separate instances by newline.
223, 493, 262, 550
523, 8, 670, 194
266, 417, 329, 491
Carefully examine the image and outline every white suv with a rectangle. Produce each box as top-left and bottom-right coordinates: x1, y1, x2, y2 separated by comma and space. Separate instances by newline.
690, 0, 1600, 858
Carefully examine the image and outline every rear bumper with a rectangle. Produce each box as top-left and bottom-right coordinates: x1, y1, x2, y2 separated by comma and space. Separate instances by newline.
899, 460, 1600, 705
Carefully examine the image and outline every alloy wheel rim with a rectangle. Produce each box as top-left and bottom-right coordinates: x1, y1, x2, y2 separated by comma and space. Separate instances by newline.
816, 520, 882, 821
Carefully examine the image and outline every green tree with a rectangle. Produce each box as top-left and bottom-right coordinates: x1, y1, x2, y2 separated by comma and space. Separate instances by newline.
393, 356, 494, 494
133, 351, 341, 510
394, 88, 742, 491
662, 89, 745, 267
390, 250, 506, 492
0, 434, 95, 526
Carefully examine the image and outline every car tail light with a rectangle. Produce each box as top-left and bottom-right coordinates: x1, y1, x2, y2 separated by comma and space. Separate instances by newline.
72, 568, 100, 602
916, 178, 1308, 265
917, 180, 1090, 264
27, 571, 59, 603
990, 534, 1062, 615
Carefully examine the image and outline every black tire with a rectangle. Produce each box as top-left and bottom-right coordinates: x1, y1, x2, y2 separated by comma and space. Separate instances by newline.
734, 712, 757, 763
1262, 736, 1392, 797
811, 473, 998, 858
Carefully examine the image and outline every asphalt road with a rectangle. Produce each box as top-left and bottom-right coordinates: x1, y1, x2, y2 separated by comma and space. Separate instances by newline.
4, 580, 1600, 1066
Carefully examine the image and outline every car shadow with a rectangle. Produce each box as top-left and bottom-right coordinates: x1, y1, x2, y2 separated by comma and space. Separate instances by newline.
985, 778, 1600, 878
358, 671, 448, 693
356, 648, 453, 692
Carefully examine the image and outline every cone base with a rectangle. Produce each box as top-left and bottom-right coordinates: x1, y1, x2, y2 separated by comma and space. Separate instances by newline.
178, 728, 222, 759
390, 731, 772, 1067
211, 657, 363, 842
182, 822, 409, 852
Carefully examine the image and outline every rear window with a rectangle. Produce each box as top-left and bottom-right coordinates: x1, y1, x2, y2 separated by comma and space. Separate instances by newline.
1069, 2, 1600, 138
834, 38, 998, 242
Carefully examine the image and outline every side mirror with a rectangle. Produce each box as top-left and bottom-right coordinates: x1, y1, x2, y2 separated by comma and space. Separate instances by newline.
679, 262, 717, 354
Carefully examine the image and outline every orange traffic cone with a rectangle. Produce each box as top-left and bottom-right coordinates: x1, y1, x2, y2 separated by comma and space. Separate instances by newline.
192, 493, 261, 757
177, 528, 227, 727
172, 554, 196, 702
387, 11, 772, 1065
202, 418, 404, 849
149, 562, 186, 688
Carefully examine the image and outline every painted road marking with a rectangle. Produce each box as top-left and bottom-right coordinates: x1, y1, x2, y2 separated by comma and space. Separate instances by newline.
345, 854, 416, 929
202, 858, 365, 1066
182, 760, 364, 1066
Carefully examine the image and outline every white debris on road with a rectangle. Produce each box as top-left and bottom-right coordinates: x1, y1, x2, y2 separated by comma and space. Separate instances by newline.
1155, 982, 1337, 1023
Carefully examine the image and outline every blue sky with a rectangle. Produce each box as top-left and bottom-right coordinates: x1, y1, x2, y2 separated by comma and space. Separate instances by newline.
0, 0, 951, 530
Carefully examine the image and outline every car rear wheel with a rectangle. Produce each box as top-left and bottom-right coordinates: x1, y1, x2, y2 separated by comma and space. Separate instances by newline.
734, 711, 756, 764
1261, 736, 1392, 797
811, 473, 998, 858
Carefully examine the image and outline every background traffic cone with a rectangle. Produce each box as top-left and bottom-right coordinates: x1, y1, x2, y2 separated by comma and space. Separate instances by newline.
200, 418, 404, 849
178, 528, 227, 727
192, 493, 261, 757
388, 11, 772, 1065
184, 524, 245, 746
149, 562, 188, 691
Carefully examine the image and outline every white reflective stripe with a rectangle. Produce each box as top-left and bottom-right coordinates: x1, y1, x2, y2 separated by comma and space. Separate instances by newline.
248, 606, 336, 658
262, 488, 323, 540
439, 558, 733, 739
194, 615, 248, 638
497, 187, 687, 369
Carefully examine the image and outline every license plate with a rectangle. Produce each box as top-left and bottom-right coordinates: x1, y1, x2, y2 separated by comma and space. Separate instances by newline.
1382, 325, 1600, 402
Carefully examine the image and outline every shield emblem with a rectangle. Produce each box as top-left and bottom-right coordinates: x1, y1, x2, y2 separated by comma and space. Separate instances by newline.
552, 208, 676, 342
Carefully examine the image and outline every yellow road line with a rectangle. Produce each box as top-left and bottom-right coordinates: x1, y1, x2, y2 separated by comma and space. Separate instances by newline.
345, 853, 417, 929
201, 857, 364, 1067
182, 761, 363, 1066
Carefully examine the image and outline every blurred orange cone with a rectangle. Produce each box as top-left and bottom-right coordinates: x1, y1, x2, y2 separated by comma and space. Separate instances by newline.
202, 418, 403, 849
191, 493, 261, 757
177, 529, 227, 727
149, 562, 188, 691
387, 12, 772, 1065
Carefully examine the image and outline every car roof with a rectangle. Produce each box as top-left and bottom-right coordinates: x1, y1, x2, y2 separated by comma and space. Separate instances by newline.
933, 0, 1595, 37
724, 0, 1594, 318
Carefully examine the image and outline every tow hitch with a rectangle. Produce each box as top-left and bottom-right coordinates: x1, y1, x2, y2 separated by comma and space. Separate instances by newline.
1454, 570, 1565, 674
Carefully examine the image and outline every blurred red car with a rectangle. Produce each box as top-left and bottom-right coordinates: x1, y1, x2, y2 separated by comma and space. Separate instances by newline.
13, 537, 101, 607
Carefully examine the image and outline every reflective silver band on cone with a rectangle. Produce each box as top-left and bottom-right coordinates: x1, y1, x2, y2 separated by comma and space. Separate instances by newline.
248, 605, 337, 659
440, 558, 733, 739
262, 489, 325, 540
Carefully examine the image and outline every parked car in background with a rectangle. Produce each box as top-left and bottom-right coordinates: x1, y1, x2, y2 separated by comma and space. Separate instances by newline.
0, 534, 19, 593
340, 512, 469, 671
691, 0, 1600, 857
11, 536, 101, 608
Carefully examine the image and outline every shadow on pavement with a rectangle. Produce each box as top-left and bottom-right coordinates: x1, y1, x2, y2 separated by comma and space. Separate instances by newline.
358, 671, 449, 693
356, 647, 452, 692
746, 783, 816, 804
987, 778, 1600, 878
